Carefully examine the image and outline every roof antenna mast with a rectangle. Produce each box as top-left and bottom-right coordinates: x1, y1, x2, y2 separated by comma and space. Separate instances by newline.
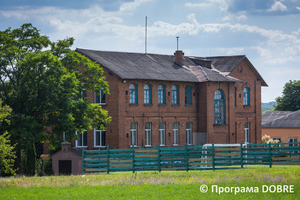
176, 36, 179, 50
145, 16, 147, 54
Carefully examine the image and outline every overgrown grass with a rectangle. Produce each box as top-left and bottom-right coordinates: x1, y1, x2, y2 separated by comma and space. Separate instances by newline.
0, 166, 299, 199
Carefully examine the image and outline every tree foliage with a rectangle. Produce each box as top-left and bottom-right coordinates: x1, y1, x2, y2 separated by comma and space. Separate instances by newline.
274, 80, 300, 111
0, 99, 16, 175
0, 24, 111, 175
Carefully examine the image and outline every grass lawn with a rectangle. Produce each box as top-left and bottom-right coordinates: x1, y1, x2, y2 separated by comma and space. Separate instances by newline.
0, 165, 299, 199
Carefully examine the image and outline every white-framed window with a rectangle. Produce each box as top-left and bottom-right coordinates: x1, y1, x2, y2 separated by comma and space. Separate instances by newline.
76, 130, 87, 147
144, 84, 151, 104
244, 122, 249, 143
130, 83, 137, 104
172, 85, 179, 105
94, 127, 106, 147
95, 89, 105, 104
159, 122, 165, 145
243, 87, 250, 106
77, 87, 87, 100
173, 122, 179, 145
289, 138, 298, 153
186, 122, 192, 145
145, 122, 151, 146
131, 122, 137, 146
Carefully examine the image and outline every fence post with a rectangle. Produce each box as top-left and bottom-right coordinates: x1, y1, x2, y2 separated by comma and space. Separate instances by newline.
82, 148, 85, 175
212, 143, 215, 171
240, 142, 243, 168
107, 145, 109, 174
269, 142, 272, 168
185, 144, 189, 172
132, 144, 135, 173
158, 145, 161, 172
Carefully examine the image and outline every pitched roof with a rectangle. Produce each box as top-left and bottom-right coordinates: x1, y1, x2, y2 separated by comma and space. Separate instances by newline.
262, 110, 300, 128
262, 111, 293, 125
76, 48, 263, 84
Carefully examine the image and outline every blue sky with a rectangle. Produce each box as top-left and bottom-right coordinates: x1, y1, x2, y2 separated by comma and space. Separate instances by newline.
1, 0, 300, 103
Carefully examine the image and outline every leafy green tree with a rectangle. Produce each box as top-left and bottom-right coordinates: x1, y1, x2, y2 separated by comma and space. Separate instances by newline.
0, 99, 16, 175
274, 80, 300, 111
0, 24, 111, 176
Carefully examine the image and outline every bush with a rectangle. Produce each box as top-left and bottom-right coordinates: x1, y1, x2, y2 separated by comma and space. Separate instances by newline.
44, 160, 53, 176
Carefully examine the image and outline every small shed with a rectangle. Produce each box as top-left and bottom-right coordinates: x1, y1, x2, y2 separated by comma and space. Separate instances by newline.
51, 141, 82, 175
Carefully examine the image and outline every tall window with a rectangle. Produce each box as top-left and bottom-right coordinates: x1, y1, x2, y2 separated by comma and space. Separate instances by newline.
144, 84, 151, 104
186, 122, 192, 145
158, 84, 165, 104
76, 130, 87, 147
131, 122, 137, 146
243, 87, 250, 105
145, 122, 151, 146
77, 87, 87, 100
94, 127, 106, 147
173, 122, 179, 145
172, 85, 179, 105
130, 84, 137, 104
244, 122, 249, 143
234, 87, 237, 106
95, 89, 105, 104
289, 138, 298, 153
185, 85, 192, 105
159, 122, 165, 145
214, 89, 225, 124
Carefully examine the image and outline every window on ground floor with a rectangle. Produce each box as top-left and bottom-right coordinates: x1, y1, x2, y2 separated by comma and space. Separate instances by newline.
159, 122, 165, 145
76, 130, 87, 147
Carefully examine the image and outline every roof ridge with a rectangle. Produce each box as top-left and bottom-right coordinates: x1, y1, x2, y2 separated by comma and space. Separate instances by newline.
262, 109, 299, 126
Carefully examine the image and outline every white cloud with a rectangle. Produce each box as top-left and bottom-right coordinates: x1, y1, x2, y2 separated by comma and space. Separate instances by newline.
225, 48, 244, 55
120, 0, 152, 11
296, 6, 300, 11
185, 2, 211, 8
264, 57, 294, 65
267, 1, 288, 12
221, 15, 233, 21
236, 15, 247, 21
250, 46, 272, 58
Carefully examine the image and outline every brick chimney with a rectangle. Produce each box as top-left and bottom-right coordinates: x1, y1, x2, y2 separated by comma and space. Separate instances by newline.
61, 141, 71, 153
174, 50, 184, 66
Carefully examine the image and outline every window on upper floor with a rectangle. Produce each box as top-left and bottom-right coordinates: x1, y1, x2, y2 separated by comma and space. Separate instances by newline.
214, 89, 225, 125
130, 83, 137, 104
144, 84, 151, 104
95, 89, 105, 104
172, 85, 179, 105
185, 85, 192, 105
243, 87, 250, 106
158, 84, 165, 104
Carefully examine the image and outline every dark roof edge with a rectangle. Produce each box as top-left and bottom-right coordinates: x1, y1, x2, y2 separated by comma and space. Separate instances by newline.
75, 48, 124, 80
262, 110, 300, 127
242, 57, 268, 87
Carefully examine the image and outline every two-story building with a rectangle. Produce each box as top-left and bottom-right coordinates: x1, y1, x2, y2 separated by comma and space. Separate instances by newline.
48, 48, 267, 175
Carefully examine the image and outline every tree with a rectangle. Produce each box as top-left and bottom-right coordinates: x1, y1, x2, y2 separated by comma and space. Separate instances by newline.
0, 99, 16, 175
0, 24, 111, 175
274, 80, 300, 111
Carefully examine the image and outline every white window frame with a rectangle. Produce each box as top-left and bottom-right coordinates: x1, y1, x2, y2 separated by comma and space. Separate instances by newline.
131, 122, 137, 146
289, 138, 298, 153
159, 122, 165, 146
95, 89, 106, 105
186, 122, 192, 145
94, 127, 106, 147
145, 122, 151, 146
173, 122, 179, 145
244, 122, 249, 144
76, 130, 87, 148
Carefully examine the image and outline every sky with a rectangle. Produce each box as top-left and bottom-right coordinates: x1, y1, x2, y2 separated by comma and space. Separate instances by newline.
1, 0, 300, 103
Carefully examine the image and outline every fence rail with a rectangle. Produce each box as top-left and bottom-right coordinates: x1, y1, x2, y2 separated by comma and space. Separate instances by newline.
82, 142, 300, 174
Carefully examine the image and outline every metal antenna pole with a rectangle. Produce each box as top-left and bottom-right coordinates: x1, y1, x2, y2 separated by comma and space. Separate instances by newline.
145, 16, 147, 54
176, 36, 179, 50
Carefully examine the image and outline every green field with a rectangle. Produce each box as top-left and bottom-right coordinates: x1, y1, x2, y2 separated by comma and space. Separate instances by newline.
1, 166, 299, 199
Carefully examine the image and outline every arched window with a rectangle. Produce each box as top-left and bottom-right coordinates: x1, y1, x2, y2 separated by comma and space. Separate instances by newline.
185, 85, 192, 105
214, 89, 225, 124
144, 84, 151, 104
130, 83, 137, 104
243, 87, 250, 105
172, 85, 179, 105
158, 84, 165, 104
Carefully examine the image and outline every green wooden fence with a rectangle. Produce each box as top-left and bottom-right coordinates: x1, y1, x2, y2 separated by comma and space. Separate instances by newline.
82, 142, 300, 174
